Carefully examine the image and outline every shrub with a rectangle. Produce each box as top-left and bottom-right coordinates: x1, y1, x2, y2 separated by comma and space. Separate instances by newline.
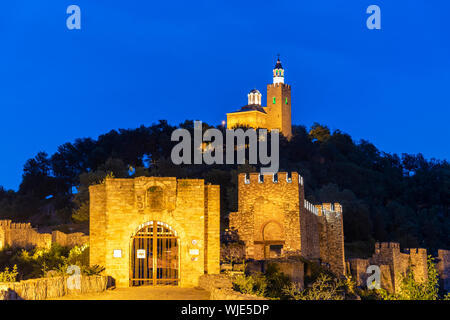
263, 264, 291, 299
0, 244, 102, 280
82, 264, 105, 276
233, 273, 267, 296
377, 255, 440, 300
0, 265, 18, 282
284, 273, 346, 300
220, 242, 245, 265
67, 244, 89, 267
232, 263, 292, 299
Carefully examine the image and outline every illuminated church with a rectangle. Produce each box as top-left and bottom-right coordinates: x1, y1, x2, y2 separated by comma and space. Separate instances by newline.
226, 57, 292, 139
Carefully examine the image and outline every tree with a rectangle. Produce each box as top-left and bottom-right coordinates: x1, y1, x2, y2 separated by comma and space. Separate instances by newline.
309, 123, 331, 142
379, 255, 440, 300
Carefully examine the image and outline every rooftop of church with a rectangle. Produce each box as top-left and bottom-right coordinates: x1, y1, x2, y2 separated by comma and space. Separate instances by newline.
228, 105, 267, 114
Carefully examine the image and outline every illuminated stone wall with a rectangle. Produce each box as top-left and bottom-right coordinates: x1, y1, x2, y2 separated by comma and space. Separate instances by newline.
265, 83, 292, 139
348, 242, 429, 294
226, 110, 267, 130
0, 275, 107, 300
316, 203, 345, 275
229, 172, 346, 276
0, 220, 86, 250
437, 249, 450, 292
89, 176, 221, 288
51, 230, 89, 248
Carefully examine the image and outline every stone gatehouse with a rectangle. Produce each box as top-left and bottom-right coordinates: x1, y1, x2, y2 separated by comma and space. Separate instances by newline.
89, 176, 220, 288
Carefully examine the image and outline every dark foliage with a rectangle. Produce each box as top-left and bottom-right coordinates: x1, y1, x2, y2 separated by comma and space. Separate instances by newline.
0, 121, 449, 255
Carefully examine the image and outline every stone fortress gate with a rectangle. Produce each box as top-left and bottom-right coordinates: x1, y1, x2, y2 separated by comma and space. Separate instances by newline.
89, 176, 220, 287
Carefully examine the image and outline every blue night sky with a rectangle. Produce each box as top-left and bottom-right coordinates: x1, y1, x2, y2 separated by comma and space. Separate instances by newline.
0, 1, 449, 190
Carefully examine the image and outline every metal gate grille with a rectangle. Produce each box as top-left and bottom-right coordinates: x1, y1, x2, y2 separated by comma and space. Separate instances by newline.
130, 221, 179, 286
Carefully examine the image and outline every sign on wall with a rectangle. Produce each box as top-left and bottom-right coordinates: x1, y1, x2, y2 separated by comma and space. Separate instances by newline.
137, 249, 146, 259
189, 249, 199, 255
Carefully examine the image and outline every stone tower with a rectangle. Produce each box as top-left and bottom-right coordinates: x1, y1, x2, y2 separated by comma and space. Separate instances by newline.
265, 57, 292, 139
229, 172, 346, 276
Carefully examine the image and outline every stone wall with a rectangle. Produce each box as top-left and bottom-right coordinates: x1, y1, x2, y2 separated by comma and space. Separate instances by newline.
265, 82, 292, 139
226, 109, 267, 131
346, 258, 370, 287
437, 249, 450, 292
198, 274, 266, 300
51, 231, 89, 248
204, 185, 221, 274
229, 172, 301, 260
316, 203, 345, 276
0, 219, 88, 250
229, 172, 346, 276
347, 242, 428, 294
0, 220, 51, 249
89, 177, 221, 288
0, 275, 108, 300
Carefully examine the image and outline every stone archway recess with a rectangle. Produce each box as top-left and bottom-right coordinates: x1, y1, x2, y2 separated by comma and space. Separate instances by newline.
262, 220, 284, 258
130, 221, 179, 286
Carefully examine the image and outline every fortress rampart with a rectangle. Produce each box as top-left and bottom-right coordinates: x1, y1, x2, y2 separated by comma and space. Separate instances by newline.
229, 172, 346, 276
0, 220, 88, 250
437, 249, 450, 292
347, 242, 429, 294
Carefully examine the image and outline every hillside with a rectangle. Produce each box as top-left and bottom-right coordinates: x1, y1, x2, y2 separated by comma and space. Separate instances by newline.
0, 120, 448, 256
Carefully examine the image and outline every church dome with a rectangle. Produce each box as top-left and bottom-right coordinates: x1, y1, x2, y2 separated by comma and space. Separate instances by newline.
247, 89, 262, 105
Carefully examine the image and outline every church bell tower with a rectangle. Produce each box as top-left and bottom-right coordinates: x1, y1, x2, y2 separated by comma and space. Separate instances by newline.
266, 56, 292, 139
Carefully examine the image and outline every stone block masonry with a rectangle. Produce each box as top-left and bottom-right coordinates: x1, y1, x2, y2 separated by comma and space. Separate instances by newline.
89, 176, 221, 288
0, 275, 108, 300
0, 220, 88, 250
229, 172, 346, 276
347, 242, 429, 294
437, 249, 450, 292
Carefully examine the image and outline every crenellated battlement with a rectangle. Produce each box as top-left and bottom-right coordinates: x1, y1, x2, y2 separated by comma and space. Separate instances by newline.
239, 172, 303, 186
404, 248, 427, 255
304, 200, 318, 215
349, 242, 432, 294
437, 250, 450, 291
312, 203, 343, 217
0, 220, 32, 230
267, 83, 291, 89
0, 219, 88, 250
0, 220, 12, 228
10, 222, 32, 230
375, 242, 400, 250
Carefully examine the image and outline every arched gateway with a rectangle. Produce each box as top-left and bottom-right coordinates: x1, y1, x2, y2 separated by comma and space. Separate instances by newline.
89, 177, 220, 288
131, 221, 179, 286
